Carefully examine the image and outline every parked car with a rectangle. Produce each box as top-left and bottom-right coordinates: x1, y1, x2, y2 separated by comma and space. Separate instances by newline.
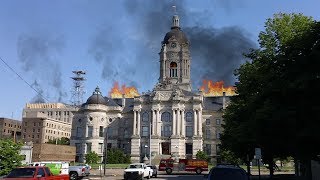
69, 164, 91, 180
123, 163, 152, 180
3, 166, 69, 180
206, 164, 249, 180
147, 165, 157, 177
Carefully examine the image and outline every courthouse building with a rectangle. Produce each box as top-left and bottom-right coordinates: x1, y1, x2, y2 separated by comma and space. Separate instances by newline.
70, 13, 231, 164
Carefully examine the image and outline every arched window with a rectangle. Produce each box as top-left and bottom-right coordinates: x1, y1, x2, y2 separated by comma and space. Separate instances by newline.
185, 111, 193, 137
170, 62, 177, 77
161, 112, 172, 137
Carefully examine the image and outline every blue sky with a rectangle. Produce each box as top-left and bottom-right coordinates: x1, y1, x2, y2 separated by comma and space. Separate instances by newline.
0, 0, 319, 120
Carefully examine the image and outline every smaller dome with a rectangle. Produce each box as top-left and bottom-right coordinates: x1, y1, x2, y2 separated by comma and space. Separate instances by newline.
163, 27, 189, 45
86, 86, 107, 105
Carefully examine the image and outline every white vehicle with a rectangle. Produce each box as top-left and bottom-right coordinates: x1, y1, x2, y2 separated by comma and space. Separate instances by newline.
29, 161, 69, 175
124, 163, 153, 180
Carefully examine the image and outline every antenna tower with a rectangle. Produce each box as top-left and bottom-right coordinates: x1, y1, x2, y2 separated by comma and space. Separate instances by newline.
71, 70, 86, 106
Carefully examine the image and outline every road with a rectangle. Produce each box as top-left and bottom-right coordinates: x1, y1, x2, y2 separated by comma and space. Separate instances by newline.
84, 174, 206, 180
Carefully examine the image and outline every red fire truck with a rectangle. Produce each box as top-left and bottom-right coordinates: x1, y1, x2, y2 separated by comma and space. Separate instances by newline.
159, 158, 208, 174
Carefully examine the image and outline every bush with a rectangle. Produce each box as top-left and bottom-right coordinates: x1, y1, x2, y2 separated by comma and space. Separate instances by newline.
85, 151, 100, 164
196, 150, 209, 161
107, 148, 131, 164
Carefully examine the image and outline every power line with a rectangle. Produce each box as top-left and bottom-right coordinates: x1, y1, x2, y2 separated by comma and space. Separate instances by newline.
0, 56, 50, 102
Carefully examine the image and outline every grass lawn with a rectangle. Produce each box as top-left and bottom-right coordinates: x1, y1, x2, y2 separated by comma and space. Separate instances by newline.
89, 163, 130, 169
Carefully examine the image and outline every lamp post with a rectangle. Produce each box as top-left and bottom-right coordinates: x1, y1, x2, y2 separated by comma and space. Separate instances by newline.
103, 127, 108, 176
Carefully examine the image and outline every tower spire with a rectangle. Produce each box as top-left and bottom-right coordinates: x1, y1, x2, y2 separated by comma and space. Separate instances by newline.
171, 5, 180, 29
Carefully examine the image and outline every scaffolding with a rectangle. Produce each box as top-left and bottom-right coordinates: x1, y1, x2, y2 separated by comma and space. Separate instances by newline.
70, 70, 86, 106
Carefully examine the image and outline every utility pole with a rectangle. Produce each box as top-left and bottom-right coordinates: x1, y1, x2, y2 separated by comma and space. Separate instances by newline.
103, 128, 108, 176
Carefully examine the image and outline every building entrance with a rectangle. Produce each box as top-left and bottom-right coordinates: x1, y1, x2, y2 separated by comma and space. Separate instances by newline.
186, 143, 193, 159
161, 142, 170, 155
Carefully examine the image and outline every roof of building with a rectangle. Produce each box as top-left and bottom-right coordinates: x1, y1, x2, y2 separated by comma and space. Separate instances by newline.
105, 97, 120, 107
86, 87, 107, 105
203, 96, 229, 111
163, 27, 189, 45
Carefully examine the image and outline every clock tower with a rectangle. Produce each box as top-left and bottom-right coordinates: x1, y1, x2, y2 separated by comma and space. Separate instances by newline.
158, 14, 192, 91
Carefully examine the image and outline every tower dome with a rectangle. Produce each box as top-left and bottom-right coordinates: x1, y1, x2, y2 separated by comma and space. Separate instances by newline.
86, 86, 107, 105
163, 14, 189, 45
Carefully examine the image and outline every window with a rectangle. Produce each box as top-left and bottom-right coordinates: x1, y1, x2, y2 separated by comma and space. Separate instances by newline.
4, 123, 6, 126
37, 135, 40, 138
170, 62, 178, 77
87, 126, 93, 137
206, 119, 210, 125
86, 143, 92, 153
37, 129, 40, 133
76, 127, 82, 137
206, 129, 211, 139
216, 119, 221, 125
161, 112, 171, 122
24, 129, 26, 132
33, 129, 35, 133
142, 126, 149, 137
44, 167, 51, 176
107, 127, 113, 138
204, 144, 211, 155
37, 167, 45, 177
24, 122, 27, 126
124, 129, 129, 138
186, 112, 193, 122
33, 123, 36, 126
32, 135, 34, 138
142, 112, 149, 122
23, 135, 26, 139
216, 130, 221, 139
98, 143, 103, 153
186, 126, 193, 137
3, 129, 5, 132
162, 125, 172, 137
75, 143, 81, 153
99, 126, 104, 137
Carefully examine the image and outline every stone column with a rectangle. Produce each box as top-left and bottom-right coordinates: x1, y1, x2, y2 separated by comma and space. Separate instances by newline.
198, 110, 202, 137
193, 110, 197, 136
177, 110, 181, 136
137, 110, 141, 136
157, 110, 161, 136
172, 109, 176, 135
152, 110, 156, 135
133, 111, 137, 135
181, 110, 185, 137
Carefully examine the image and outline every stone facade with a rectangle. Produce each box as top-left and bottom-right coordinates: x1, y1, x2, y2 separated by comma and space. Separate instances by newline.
22, 103, 76, 143
70, 14, 231, 164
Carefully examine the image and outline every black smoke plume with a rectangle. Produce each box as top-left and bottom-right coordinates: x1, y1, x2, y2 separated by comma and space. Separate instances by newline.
17, 33, 67, 102
89, 0, 256, 91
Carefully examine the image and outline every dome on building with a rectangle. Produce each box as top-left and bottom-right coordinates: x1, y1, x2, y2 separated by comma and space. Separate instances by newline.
163, 27, 189, 45
86, 86, 107, 105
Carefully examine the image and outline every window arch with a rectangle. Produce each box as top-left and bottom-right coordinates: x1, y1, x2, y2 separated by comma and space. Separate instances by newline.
161, 112, 172, 137
170, 62, 177, 77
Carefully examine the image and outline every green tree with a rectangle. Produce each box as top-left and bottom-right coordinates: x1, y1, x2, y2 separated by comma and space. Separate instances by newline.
196, 150, 209, 161
221, 13, 320, 177
85, 151, 100, 164
219, 149, 242, 165
0, 139, 23, 176
47, 137, 70, 145
107, 148, 131, 164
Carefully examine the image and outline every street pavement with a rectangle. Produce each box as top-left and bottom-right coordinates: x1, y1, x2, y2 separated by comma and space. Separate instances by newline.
82, 169, 302, 180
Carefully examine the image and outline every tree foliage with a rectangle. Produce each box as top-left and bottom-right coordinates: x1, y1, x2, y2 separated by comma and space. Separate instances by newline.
47, 137, 70, 145
85, 151, 100, 164
0, 139, 23, 176
107, 148, 131, 164
196, 150, 209, 161
221, 12, 320, 176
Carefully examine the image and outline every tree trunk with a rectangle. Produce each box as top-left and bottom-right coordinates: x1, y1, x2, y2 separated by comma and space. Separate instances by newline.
267, 158, 274, 179
246, 159, 251, 176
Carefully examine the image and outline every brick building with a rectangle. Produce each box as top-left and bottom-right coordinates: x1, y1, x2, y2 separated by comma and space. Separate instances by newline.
0, 117, 22, 141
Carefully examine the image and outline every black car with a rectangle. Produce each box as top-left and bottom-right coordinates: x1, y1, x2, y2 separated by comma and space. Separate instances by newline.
206, 164, 249, 180
147, 165, 157, 178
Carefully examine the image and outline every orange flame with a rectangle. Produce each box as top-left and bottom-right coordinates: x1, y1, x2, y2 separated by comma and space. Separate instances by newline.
109, 82, 140, 98
200, 80, 236, 96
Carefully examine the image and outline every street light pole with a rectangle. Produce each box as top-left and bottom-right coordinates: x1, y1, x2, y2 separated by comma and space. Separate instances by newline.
104, 128, 108, 176
149, 119, 152, 165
